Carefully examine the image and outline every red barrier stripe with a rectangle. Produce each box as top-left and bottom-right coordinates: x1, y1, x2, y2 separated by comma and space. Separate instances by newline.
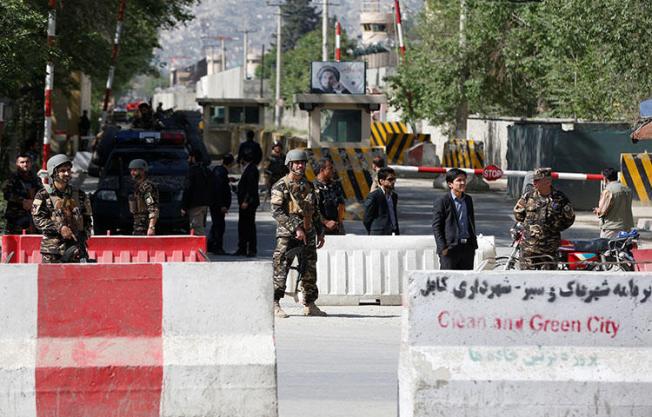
36, 264, 163, 417
37, 264, 162, 337
36, 367, 163, 417
44, 90, 52, 116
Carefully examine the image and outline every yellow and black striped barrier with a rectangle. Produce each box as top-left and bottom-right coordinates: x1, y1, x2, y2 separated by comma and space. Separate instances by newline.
370, 122, 430, 165
442, 139, 485, 169
370, 121, 408, 147
304, 147, 386, 219
621, 153, 652, 203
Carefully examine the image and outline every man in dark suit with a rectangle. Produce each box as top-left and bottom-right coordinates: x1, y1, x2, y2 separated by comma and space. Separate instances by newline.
237, 130, 263, 166
208, 153, 234, 255
234, 149, 260, 257
363, 167, 399, 235
432, 168, 478, 270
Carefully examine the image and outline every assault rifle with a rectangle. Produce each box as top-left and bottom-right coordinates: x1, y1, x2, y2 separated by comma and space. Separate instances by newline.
284, 244, 307, 303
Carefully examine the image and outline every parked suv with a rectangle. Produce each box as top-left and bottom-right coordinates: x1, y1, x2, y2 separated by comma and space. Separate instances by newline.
91, 130, 190, 235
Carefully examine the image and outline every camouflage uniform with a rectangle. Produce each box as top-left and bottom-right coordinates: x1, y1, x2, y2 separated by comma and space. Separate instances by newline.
313, 178, 346, 235
514, 187, 575, 270
2, 172, 42, 234
129, 179, 159, 235
271, 175, 324, 304
32, 186, 92, 263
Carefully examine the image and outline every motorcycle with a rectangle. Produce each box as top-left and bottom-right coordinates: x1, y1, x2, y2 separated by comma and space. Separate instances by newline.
495, 223, 639, 271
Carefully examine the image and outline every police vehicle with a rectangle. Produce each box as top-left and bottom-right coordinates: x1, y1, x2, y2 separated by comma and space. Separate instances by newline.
91, 130, 190, 235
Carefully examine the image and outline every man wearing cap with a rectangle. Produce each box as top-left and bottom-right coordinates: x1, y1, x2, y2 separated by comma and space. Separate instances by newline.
513, 167, 575, 269
32, 155, 93, 263
128, 159, 159, 235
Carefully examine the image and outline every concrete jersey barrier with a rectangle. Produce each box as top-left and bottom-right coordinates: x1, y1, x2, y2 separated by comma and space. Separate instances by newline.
399, 270, 652, 417
285, 235, 495, 306
0, 262, 276, 417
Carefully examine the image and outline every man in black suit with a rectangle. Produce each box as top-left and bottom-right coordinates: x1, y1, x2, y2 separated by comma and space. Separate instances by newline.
432, 168, 478, 270
237, 130, 263, 166
208, 153, 234, 255
363, 167, 399, 235
234, 149, 260, 257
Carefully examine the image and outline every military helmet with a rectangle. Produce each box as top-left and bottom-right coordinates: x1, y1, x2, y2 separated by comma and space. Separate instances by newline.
285, 149, 309, 165
46, 154, 72, 177
533, 167, 552, 180
128, 159, 148, 171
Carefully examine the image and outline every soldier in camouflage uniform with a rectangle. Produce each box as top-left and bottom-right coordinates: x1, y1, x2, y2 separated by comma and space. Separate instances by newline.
32, 155, 92, 263
513, 167, 575, 270
313, 157, 346, 235
128, 159, 159, 235
271, 149, 327, 318
3, 154, 42, 234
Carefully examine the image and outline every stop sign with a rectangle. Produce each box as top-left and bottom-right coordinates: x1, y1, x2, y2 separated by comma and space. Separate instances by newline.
482, 165, 503, 181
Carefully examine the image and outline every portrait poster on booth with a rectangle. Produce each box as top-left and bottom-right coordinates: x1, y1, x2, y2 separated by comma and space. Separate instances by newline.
310, 62, 366, 95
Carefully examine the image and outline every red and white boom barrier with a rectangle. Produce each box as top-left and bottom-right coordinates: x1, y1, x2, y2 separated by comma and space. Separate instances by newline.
394, 0, 406, 59
101, 0, 127, 124
389, 164, 604, 182
335, 20, 341, 62
42, 0, 57, 169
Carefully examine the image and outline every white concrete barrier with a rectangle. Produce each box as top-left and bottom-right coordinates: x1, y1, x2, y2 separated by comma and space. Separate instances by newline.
0, 262, 276, 417
399, 270, 652, 417
285, 235, 495, 306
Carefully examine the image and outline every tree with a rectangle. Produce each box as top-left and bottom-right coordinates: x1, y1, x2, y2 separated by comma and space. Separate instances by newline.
280, 0, 320, 52
388, 0, 652, 135
0, 0, 198, 178
257, 18, 354, 104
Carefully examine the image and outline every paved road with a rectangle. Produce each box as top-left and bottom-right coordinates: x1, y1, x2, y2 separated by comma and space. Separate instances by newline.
208, 177, 651, 417
83, 174, 651, 417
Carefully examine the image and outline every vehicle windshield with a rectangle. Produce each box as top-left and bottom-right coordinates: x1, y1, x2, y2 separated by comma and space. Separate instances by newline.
106, 150, 188, 176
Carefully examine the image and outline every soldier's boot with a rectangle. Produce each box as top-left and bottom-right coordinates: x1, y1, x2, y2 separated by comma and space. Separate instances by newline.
274, 300, 289, 318
303, 302, 327, 317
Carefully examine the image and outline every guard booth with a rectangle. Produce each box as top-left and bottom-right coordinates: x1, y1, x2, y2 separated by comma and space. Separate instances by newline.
294, 91, 387, 218
294, 93, 386, 148
197, 98, 270, 159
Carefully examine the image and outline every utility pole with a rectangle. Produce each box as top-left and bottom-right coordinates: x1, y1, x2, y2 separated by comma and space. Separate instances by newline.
238, 28, 258, 79
201, 35, 235, 73
275, 8, 282, 128
260, 44, 265, 98
267, 1, 287, 128
322, 0, 328, 61
221, 38, 226, 72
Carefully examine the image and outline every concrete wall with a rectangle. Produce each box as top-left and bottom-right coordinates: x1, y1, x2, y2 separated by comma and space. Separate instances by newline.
399, 270, 652, 417
280, 106, 309, 133
153, 89, 201, 111
467, 116, 514, 168
196, 67, 243, 99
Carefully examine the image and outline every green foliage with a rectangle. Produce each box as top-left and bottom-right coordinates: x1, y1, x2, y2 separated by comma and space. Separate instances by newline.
0, 0, 197, 180
0, 0, 198, 101
280, 0, 320, 52
389, 0, 652, 132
